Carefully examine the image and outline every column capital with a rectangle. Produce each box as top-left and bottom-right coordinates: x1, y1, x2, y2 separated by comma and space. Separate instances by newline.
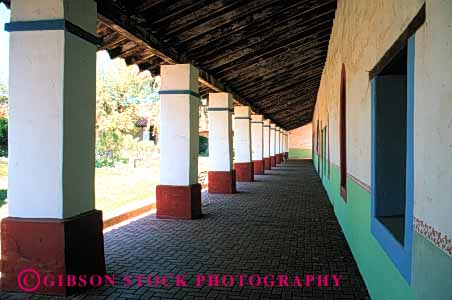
234, 106, 251, 118
251, 114, 264, 123
208, 92, 233, 110
161, 64, 199, 92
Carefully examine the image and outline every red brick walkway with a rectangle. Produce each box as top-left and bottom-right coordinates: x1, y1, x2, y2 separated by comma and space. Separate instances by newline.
0, 160, 369, 300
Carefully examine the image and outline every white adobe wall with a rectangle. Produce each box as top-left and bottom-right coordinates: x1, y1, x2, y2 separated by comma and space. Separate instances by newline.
313, 0, 452, 244
413, 0, 452, 239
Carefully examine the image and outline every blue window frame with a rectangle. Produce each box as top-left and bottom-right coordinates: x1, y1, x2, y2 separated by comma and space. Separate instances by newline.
371, 35, 415, 283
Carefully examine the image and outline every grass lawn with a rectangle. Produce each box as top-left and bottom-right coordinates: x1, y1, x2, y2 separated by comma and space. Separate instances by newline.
289, 148, 312, 159
0, 157, 209, 214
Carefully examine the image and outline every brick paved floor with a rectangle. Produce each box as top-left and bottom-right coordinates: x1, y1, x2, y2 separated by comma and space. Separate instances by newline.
1, 159, 369, 300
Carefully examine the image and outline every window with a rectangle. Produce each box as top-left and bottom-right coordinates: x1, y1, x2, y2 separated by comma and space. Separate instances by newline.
339, 64, 347, 200
370, 4, 423, 284
373, 46, 408, 245
370, 34, 416, 283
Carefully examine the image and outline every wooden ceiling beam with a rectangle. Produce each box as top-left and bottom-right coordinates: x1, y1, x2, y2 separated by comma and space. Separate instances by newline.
189, 3, 336, 64
207, 17, 334, 75
97, 9, 264, 120
241, 69, 323, 100
179, 0, 323, 50
224, 49, 328, 90
160, 0, 274, 40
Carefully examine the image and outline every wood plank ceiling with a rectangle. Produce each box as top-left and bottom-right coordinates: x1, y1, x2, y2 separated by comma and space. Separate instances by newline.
2, 0, 337, 129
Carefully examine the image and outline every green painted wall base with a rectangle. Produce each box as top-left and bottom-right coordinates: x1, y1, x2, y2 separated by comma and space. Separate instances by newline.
313, 154, 413, 300
289, 148, 311, 159
313, 154, 452, 300
412, 232, 452, 300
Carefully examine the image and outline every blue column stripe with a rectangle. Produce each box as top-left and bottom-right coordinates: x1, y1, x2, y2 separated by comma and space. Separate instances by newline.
5, 19, 101, 46
159, 90, 200, 98
207, 107, 233, 112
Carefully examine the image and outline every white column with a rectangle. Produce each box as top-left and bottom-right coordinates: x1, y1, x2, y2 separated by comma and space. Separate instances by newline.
233, 106, 253, 181
282, 130, 287, 160
263, 119, 271, 170
159, 64, 199, 186
251, 115, 263, 161
157, 64, 201, 219
251, 115, 264, 174
8, 0, 98, 219
283, 131, 287, 159
276, 126, 281, 163
270, 123, 276, 166
208, 93, 233, 172
207, 93, 236, 193
234, 106, 252, 163
285, 131, 289, 156
4, 0, 105, 294
280, 129, 284, 160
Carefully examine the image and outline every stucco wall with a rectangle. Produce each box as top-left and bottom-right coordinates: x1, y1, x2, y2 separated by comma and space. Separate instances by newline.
312, 0, 452, 299
288, 123, 312, 150
412, 0, 452, 248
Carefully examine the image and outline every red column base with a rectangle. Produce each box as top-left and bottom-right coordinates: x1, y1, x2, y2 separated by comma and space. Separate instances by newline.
1, 210, 106, 296
253, 160, 264, 175
276, 154, 282, 164
156, 183, 202, 219
264, 158, 271, 170
234, 162, 254, 182
208, 170, 236, 194
271, 156, 276, 167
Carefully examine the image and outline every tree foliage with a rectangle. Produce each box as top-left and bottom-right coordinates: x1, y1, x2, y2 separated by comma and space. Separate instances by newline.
0, 82, 8, 156
0, 82, 7, 105
95, 53, 159, 167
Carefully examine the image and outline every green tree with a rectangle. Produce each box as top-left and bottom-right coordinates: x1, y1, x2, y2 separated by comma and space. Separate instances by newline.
95, 53, 159, 167
0, 117, 7, 157
0, 82, 7, 105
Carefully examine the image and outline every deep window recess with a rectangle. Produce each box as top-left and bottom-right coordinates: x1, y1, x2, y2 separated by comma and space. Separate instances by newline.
339, 64, 347, 200
369, 4, 423, 284
373, 47, 408, 245
370, 33, 418, 284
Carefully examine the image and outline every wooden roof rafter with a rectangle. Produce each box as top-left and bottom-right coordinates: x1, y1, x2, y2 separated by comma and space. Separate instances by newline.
1, 0, 337, 129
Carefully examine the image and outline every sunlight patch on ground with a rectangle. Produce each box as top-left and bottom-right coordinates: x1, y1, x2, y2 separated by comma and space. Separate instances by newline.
0, 157, 209, 213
